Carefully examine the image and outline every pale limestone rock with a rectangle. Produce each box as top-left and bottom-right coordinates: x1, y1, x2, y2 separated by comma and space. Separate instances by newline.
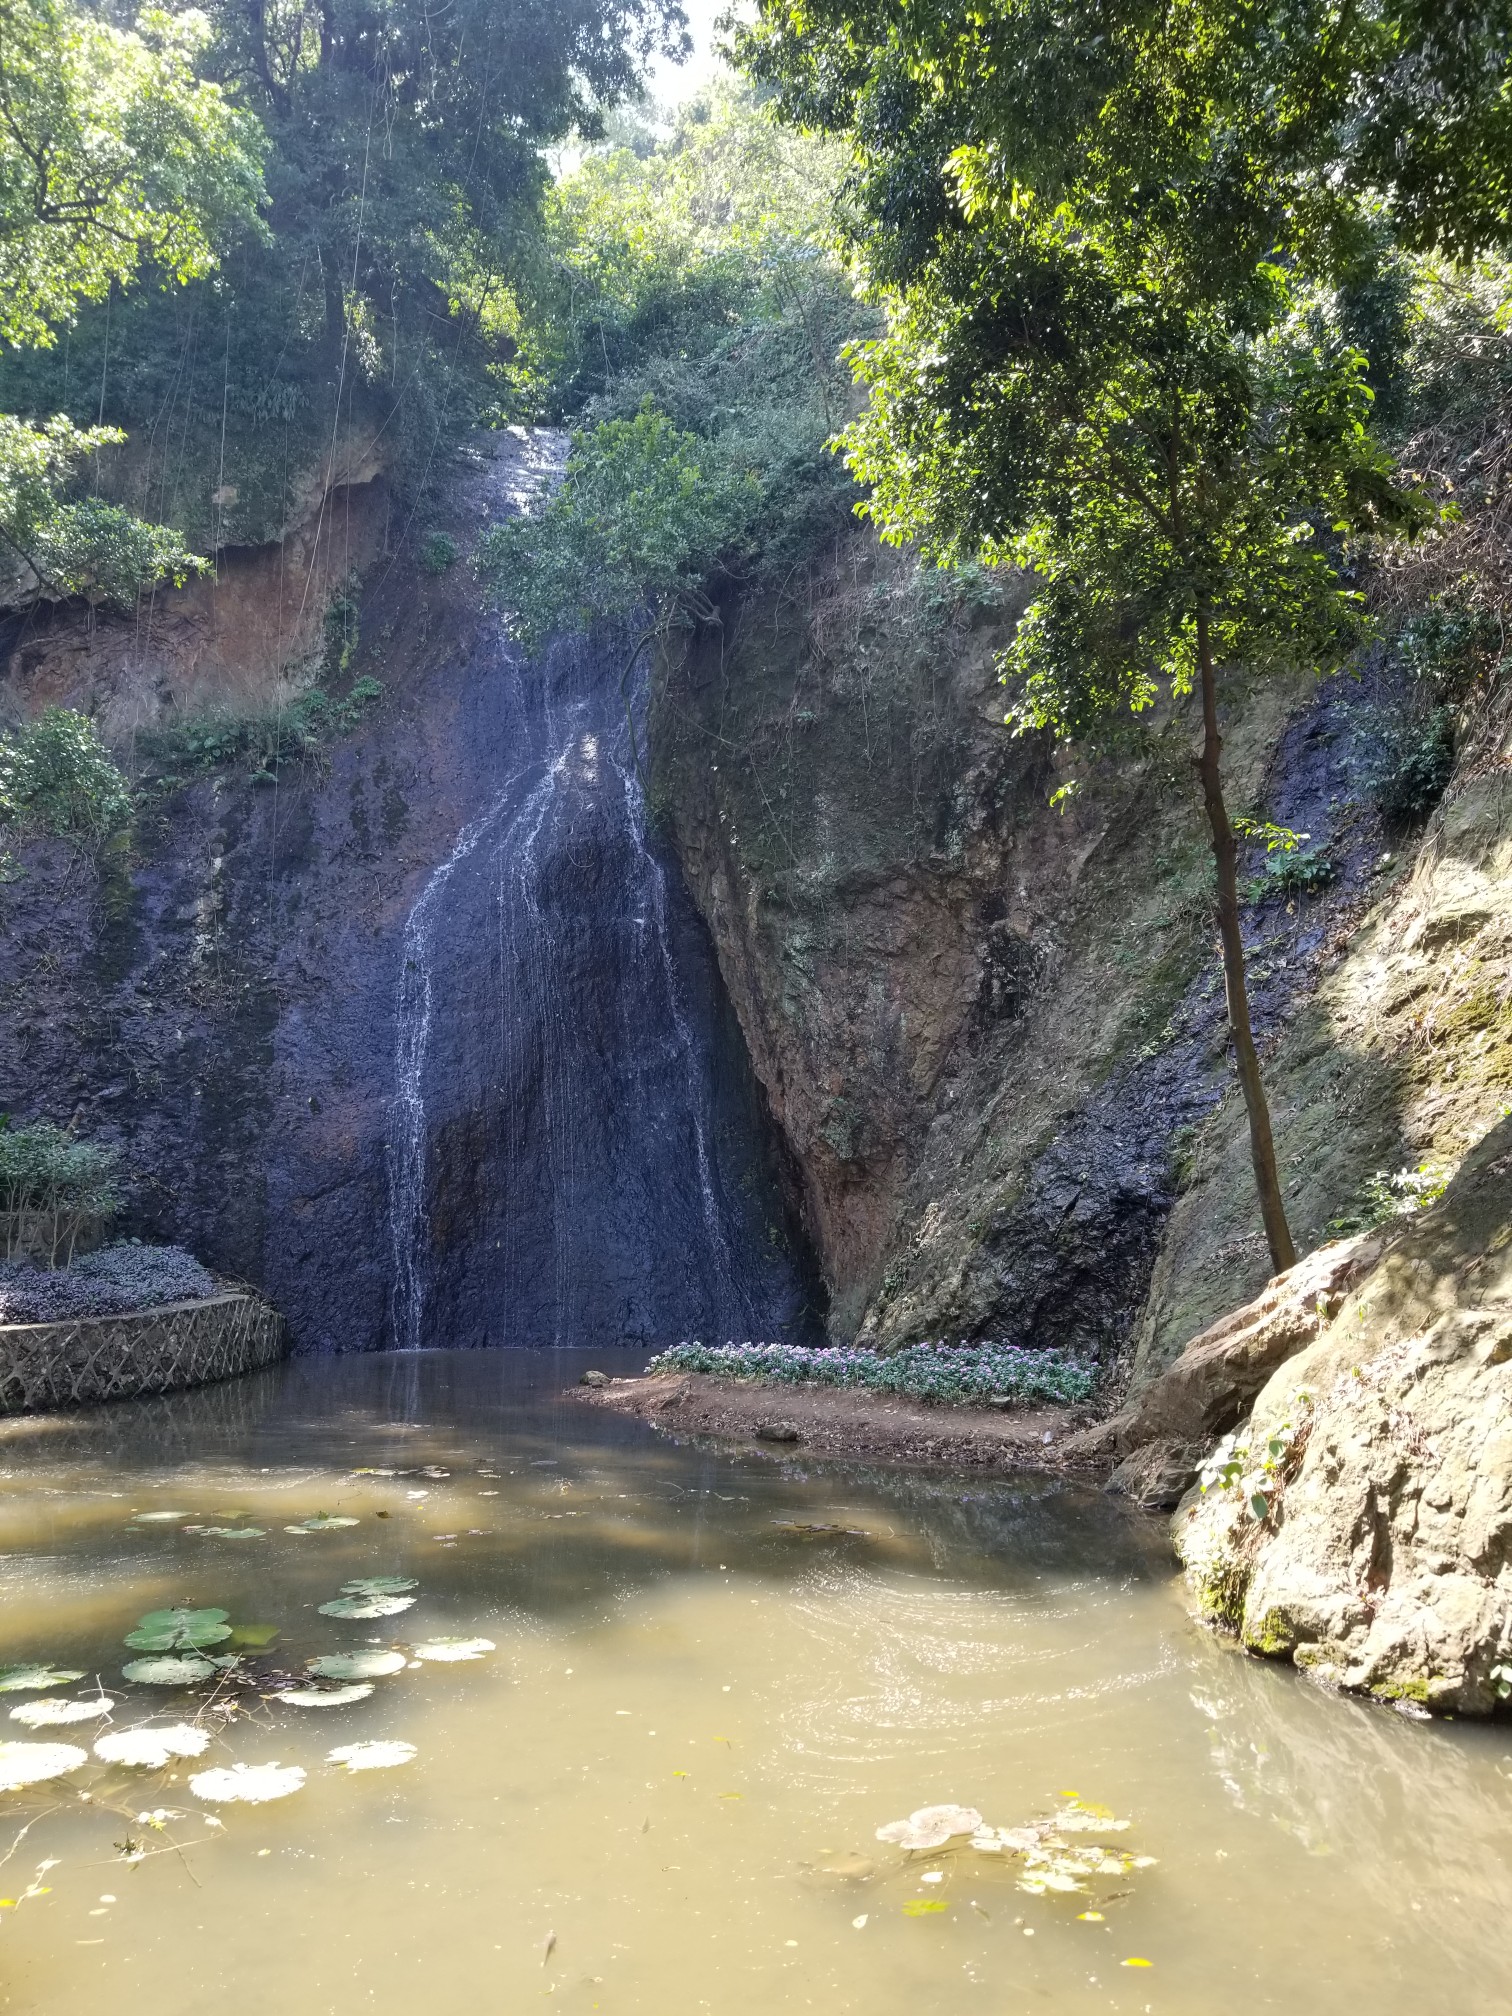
1172, 1116, 1512, 1714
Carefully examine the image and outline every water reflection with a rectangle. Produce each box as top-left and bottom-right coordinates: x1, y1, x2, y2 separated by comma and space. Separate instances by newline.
0, 1348, 1506, 2016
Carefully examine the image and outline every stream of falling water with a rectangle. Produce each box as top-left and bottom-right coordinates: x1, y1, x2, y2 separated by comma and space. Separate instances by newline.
387, 505, 773, 1348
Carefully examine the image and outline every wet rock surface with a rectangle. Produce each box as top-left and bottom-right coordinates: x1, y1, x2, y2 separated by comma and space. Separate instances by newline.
0, 434, 817, 1349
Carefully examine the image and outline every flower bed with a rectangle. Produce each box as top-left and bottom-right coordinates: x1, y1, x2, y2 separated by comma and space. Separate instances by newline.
0, 1244, 218, 1324
645, 1340, 1096, 1407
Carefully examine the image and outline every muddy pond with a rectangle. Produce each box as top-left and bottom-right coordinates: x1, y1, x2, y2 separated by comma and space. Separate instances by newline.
0, 1348, 1507, 2014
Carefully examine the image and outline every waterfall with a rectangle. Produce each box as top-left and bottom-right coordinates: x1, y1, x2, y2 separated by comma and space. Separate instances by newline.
386, 456, 810, 1348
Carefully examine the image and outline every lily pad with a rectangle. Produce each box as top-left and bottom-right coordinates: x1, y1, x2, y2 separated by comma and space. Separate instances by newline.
0, 1741, 89, 1790
876, 1804, 983, 1852
9, 1696, 113, 1728
190, 1761, 305, 1804
0, 1666, 85, 1694
411, 1637, 495, 1663
307, 1651, 406, 1681
200, 1527, 266, 1540
124, 1608, 232, 1653
327, 1740, 417, 1771
277, 1684, 374, 1708
226, 1625, 280, 1652
317, 1595, 416, 1620
339, 1578, 418, 1597
285, 1515, 360, 1533
94, 1723, 211, 1768
122, 1655, 217, 1686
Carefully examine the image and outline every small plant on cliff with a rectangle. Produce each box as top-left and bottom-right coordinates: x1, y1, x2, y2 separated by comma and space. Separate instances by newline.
0, 1119, 121, 1266
0, 707, 133, 843
1326, 1161, 1450, 1238
419, 531, 458, 574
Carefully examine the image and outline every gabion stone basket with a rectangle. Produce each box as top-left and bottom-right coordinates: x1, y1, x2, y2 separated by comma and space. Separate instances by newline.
0, 1293, 286, 1415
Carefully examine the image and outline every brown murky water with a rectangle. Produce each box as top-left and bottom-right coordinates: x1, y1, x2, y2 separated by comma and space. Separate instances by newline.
0, 1349, 1508, 2015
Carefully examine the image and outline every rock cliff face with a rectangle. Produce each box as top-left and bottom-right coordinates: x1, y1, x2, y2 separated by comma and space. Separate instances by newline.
654, 539, 1442, 1357
1172, 1114, 1512, 1715
0, 434, 807, 1349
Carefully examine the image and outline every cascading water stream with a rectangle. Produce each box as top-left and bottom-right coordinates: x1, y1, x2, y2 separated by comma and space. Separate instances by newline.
387, 459, 810, 1349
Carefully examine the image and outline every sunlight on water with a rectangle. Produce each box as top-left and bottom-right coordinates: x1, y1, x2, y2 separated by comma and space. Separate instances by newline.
0, 1350, 1507, 2015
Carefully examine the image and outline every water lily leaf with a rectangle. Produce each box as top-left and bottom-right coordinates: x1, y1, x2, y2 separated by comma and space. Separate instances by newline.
339, 1578, 418, 1597
124, 1608, 232, 1653
307, 1651, 406, 1681
94, 1723, 210, 1768
0, 1667, 85, 1694
411, 1638, 494, 1662
200, 1527, 266, 1540
877, 1803, 982, 1851
9, 1696, 113, 1728
189, 1761, 305, 1804
0, 1741, 89, 1790
278, 1684, 374, 1707
317, 1595, 416, 1620
121, 1655, 217, 1686
226, 1625, 280, 1651
286, 1515, 360, 1533
327, 1740, 416, 1771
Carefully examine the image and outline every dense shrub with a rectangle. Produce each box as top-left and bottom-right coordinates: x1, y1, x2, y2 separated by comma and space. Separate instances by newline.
0, 708, 133, 842
0, 1243, 217, 1323
646, 1339, 1096, 1407
0, 1121, 121, 1265
137, 677, 384, 787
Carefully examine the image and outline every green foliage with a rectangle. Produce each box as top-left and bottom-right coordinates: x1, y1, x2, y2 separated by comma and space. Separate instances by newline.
0, 414, 206, 606
0, 0, 264, 350
1243, 847, 1337, 903
1359, 703, 1457, 825
419, 531, 458, 575
0, 0, 686, 553
1396, 592, 1503, 700
0, 1117, 121, 1265
1327, 1162, 1450, 1238
0, 706, 133, 840
478, 401, 757, 648
480, 89, 862, 647
136, 677, 384, 788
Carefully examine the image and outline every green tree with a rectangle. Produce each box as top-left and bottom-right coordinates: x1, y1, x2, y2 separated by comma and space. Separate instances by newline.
734, 0, 1447, 1274
0, 0, 264, 604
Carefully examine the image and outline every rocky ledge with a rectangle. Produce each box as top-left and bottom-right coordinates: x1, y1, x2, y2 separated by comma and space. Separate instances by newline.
1167, 1113, 1512, 1715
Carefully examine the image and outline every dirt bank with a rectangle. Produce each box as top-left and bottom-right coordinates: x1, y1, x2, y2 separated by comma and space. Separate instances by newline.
572, 1369, 1101, 1472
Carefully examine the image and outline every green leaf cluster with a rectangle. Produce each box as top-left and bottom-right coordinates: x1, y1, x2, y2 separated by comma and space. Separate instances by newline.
0, 706, 133, 840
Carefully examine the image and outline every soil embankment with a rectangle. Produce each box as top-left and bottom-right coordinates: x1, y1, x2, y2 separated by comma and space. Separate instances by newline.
574, 1368, 1094, 1470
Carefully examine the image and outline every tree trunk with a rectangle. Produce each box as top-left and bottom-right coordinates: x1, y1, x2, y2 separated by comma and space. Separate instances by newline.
1195, 605, 1297, 1276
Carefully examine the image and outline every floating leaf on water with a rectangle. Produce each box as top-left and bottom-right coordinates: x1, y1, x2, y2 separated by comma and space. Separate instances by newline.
326, 1740, 416, 1771
411, 1638, 495, 1663
226, 1625, 280, 1652
1122, 1957, 1153, 1968
9, 1697, 113, 1728
200, 1527, 266, 1540
121, 1655, 217, 1686
0, 1667, 85, 1694
901, 1899, 950, 1916
339, 1578, 418, 1597
0, 1741, 89, 1790
124, 1608, 232, 1653
317, 1595, 416, 1620
189, 1761, 305, 1804
287, 1515, 360, 1533
278, 1684, 374, 1708
129, 1512, 188, 1523
94, 1724, 211, 1768
307, 1651, 406, 1681
1053, 1811, 1132, 1834
876, 1804, 983, 1852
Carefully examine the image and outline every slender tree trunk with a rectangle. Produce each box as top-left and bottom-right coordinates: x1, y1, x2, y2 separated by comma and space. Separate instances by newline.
1195, 604, 1297, 1276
